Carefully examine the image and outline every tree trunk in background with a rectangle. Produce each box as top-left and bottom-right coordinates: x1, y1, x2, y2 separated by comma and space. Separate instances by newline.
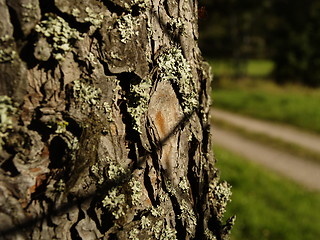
0, 0, 233, 239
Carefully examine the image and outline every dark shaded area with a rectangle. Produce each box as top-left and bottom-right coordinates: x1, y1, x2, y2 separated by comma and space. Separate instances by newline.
199, 0, 320, 86
49, 136, 68, 169
0, 158, 20, 177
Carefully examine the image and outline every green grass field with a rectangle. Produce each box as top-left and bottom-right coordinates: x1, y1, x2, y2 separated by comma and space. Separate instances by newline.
214, 145, 320, 240
210, 59, 320, 133
210, 59, 274, 78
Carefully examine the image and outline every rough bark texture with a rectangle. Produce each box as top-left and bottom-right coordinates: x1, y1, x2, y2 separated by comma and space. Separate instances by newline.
0, 0, 234, 239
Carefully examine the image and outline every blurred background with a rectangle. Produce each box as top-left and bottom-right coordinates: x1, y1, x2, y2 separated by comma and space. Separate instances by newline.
198, 0, 320, 239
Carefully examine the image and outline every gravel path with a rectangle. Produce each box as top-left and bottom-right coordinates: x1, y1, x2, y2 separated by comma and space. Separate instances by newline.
211, 109, 320, 191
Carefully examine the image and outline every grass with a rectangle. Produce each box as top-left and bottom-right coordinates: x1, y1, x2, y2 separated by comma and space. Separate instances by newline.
209, 59, 274, 78
214, 145, 320, 240
210, 62, 320, 133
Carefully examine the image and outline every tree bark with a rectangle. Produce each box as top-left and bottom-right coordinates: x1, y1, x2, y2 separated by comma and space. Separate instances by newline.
0, 0, 234, 239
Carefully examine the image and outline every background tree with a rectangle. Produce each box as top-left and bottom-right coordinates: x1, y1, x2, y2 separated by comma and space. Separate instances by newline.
268, 0, 320, 86
0, 0, 233, 239
199, 0, 320, 86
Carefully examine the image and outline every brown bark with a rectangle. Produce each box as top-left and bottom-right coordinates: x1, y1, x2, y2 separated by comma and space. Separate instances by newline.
0, 0, 234, 239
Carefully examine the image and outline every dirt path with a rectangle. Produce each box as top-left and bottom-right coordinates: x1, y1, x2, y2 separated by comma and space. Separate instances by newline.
212, 109, 320, 154
211, 109, 320, 191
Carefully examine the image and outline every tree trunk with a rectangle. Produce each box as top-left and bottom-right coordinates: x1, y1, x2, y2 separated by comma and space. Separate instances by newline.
0, 0, 234, 239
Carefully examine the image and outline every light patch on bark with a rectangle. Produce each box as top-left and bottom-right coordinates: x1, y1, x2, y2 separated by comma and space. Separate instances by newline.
148, 81, 182, 184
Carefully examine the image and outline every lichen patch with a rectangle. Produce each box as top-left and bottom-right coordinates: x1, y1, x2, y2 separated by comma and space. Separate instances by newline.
35, 13, 83, 61
0, 96, 17, 150
127, 78, 151, 133
157, 47, 198, 114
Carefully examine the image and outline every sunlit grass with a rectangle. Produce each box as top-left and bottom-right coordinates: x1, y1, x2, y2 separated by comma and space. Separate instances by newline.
212, 80, 320, 133
209, 58, 320, 134
209, 59, 274, 78
214, 145, 320, 240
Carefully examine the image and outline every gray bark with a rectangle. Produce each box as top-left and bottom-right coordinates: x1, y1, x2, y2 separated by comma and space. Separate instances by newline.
0, 0, 234, 239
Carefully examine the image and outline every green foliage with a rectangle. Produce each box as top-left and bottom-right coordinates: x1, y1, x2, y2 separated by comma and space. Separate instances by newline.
214, 145, 320, 240
200, 0, 320, 86
199, 0, 270, 58
269, 1, 320, 86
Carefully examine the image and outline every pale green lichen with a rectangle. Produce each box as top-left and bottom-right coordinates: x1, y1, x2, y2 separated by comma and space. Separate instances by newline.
110, 51, 122, 60
127, 78, 151, 133
158, 223, 177, 240
165, 179, 176, 196
204, 229, 218, 240
102, 186, 126, 219
116, 14, 139, 43
129, 228, 140, 240
35, 13, 83, 61
55, 179, 66, 192
200, 107, 208, 123
129, 178, 142, 206
141, 216, 151, 229
21, 2, 37, 23
59, 133, 79, 156
168, 17, 185, 34
151, 219, 164, 239
179, 199, 197, 235
103, 102, 113, 122
55, 120, 69, 134
71, 8, 81, 17
158, 192, 169, 202
91, 158, 126, 185
85, 52, 98, 65
0, 35, 10, 42
150, 205, 164, 218
178, 177, 189, 192
0, 96, 17, 150
21, 3, 34, 9
147, 205, 178, 240
84, 7, 104, 27
90, 163, 104, 184
0, 48, 16, 63
131, 0, 151, 10
73, 79, 101, 107
157, 47, 198, 114
106, 161, 126, 181
208, 180, 232, 218
69, 136, 79, 151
